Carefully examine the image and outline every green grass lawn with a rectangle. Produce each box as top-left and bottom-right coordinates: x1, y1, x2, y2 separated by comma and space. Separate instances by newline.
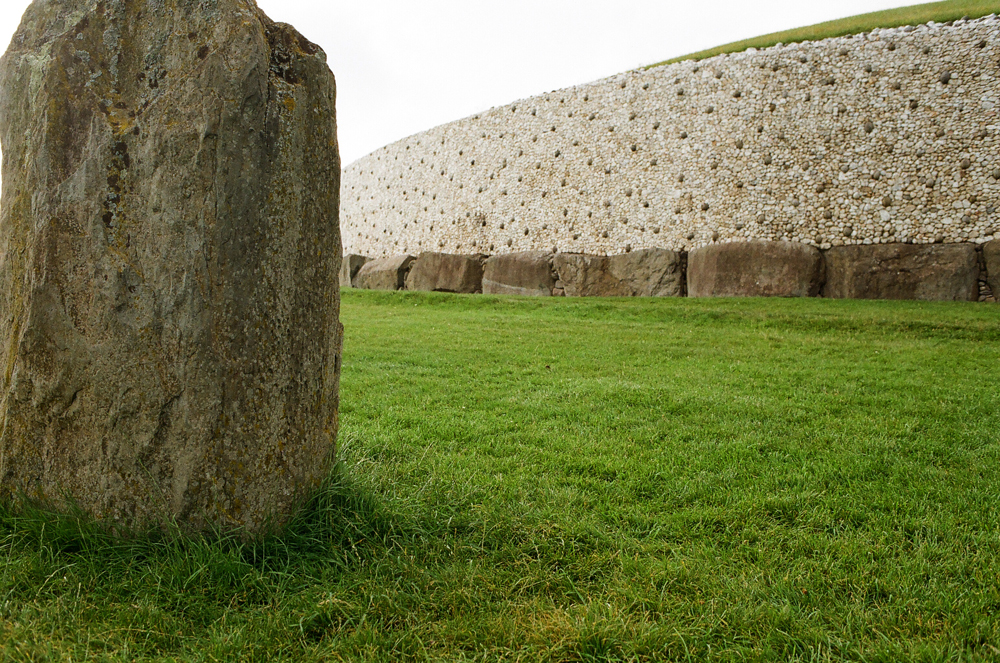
648, 0, 1000, 67
3, 290, 1000, 661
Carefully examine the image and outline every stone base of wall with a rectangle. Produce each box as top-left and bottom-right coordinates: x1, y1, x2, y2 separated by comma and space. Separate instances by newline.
406, 252, 486, 293
554, 249, 685, 297
688, 241, 823, 298
346, 240, 998, 302
355, 254, 415, 291
822, 244, 979, 301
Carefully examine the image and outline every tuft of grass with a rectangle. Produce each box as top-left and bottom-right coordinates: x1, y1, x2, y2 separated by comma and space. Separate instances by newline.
1, 290, 999, 661
646, 0, 1000, 68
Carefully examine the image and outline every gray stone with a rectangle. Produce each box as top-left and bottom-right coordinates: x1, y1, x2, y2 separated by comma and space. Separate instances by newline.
340, 254, 369, 288
483, 252, 555, 296
688, 241, 824, 297
0, 0, 342, 532
405, 252, 486, 293
823, 243, 979, 301
981, 241, 999, 298
554, 249, 684, 297
355, 255, 415, 290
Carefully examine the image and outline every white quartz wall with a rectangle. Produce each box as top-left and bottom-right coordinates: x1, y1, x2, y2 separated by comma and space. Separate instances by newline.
341, 17, 1000, 258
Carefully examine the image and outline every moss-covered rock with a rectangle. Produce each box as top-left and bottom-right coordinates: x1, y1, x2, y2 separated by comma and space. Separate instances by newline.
0, 0, 342, 533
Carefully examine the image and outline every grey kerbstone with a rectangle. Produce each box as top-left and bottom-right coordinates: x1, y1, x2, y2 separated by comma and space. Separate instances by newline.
985, 241, 1000, 298
554, 249, 684, 297
355, 255, 415, 290
340, 254, 369, 288
823, 243, 979, 301
405, 252, 486, 293
688, 241, 824, 297
483, 252, 555, 296
0, 0, 342, 532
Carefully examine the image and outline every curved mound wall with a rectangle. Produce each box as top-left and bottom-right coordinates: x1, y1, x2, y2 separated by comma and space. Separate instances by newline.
341, 17, 1000, 259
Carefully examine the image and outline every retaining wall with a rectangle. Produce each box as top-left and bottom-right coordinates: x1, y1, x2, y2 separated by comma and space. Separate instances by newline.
341, 17, 1000, 260
344, 241, 997, 302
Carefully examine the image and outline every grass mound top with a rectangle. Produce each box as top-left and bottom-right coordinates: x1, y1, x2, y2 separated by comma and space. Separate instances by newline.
648, 0, 1000, 68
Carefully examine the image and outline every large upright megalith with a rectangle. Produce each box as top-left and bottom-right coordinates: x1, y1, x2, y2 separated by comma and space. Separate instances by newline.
0, 0, 342, 532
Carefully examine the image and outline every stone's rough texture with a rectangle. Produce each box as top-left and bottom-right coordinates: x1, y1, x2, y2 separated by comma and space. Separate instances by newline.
355, 255, 415, 290
340, 254, 369, 288
985, 241, 1000, 298
405, 252, 486, 293
824, 244, 980, 301
483, 252, 555, 296
341, 18, 1000, 259
688, 241, 824, 297
554, 249, 684, 297
0, 0, 342, 532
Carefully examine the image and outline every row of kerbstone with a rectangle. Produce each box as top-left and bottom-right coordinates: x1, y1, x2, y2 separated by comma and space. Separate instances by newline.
342, 240, 999, 301
342, 249, 685, 297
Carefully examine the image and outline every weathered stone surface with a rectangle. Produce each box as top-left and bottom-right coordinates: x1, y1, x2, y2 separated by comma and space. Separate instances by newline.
340, 254, 369, 288
482, 251, 555, 296
355, 255, 415, 290
554, 249, 684, 297
0, 0, 342, 533
405, 252, 485, 293
823, 243, 979, 301
984, 241, 1000, 298
688, 241, 824, 297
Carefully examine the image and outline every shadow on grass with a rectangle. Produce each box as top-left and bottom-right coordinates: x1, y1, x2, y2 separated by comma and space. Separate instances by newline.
0, 459, 413, 604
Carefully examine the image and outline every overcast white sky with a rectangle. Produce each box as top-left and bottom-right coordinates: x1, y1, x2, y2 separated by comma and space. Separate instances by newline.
0, 0, 923, 167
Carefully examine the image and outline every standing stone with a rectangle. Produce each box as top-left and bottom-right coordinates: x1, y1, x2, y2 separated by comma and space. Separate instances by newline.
554, 249, 684, 297
340, 254, 369, 288
405, 252, 486, 293
823, 243, 979, 301
482, 251, 556, 296
0, 0, 342, 532
688, 241, 824, 297
354, 255, 415, 290
984, 241, 999, 298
